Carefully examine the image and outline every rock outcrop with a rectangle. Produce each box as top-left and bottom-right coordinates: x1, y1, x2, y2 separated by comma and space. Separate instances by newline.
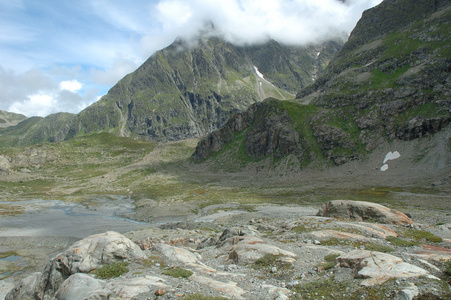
5, 202, 451, 299
6, 231, 146, 300
316, 200, 414, 225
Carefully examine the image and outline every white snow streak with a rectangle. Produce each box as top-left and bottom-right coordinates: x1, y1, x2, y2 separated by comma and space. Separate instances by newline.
254, 66, 264, 79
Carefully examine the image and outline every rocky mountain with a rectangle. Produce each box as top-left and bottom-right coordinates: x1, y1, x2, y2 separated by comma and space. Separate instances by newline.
0, 37, 341, 147
78, 37, 340, 142
193, 0, 451, 166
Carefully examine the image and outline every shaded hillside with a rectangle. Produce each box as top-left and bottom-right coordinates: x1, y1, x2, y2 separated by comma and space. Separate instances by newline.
0, 113, 78, 148
0, 110, 27, 128
193, 0, 451, 167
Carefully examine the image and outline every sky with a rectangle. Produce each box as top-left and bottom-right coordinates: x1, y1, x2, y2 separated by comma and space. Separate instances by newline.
0, 0, 383, 118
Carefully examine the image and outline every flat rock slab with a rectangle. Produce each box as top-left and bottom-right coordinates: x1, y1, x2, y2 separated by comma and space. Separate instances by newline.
155, 243, 200, 266
333, 221, 398, 239
308, 229, 370, 241
337, 250, 434, 286
191, 275, 246, 299
413, 244, 451, 261
317, 200, 414, 225
229, 236, 297, 265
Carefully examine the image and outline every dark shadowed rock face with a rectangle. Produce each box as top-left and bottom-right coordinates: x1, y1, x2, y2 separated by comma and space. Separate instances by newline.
192, 98, 307, 162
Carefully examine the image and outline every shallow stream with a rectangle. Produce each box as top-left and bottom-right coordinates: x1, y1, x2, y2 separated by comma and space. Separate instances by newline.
0, 195, 148, 238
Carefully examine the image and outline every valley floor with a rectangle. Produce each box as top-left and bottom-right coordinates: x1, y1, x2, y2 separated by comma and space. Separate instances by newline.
0, 128, 450, 298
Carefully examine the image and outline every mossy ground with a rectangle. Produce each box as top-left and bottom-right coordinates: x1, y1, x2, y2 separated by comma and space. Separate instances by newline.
92, 261, 129, 279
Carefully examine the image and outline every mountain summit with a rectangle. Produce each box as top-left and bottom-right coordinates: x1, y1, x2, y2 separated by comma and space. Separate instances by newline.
0, 36, 341, 146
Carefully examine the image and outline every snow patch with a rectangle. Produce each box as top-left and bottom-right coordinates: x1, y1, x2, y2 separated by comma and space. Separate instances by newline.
254, 66, 264, 79
380, 151, 401, 171
383, 151, 401, 164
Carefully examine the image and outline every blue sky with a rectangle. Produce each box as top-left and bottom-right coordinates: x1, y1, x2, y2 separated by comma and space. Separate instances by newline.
0, 0, 382, 117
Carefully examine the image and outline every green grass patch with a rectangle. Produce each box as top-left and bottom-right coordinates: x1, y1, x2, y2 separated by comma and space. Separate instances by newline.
321, 238, 394, 253
0, 251, 19, 259
401, 228, 443, 243
141, 254, 166, 269
386, 236, 418, 247
162, 266, 193, 278
92, 261, 129, 279
322, 253, 340, 270
291, 277, 398, 299
291, 225, 311, 234
252, 254, 293, 273
393, 102, 449, 127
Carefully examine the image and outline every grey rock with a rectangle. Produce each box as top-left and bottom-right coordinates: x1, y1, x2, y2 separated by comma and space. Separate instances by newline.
337, 250, 433, 286
54, 273, 107, 300
0, 155, 11, 174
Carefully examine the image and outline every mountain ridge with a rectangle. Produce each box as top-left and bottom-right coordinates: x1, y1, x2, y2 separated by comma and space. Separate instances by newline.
0, 37, 341, 147
193, 0, 451, 168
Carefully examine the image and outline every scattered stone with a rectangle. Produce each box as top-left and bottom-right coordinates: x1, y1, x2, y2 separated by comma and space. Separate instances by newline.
155, 288, 166, 296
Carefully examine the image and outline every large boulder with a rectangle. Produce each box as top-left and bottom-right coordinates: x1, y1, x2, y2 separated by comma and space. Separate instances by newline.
6, 231, 146, 300
317, 200, 414, 225
54, 273, 107, 300
155, 243, 200, 266
0, 155, 11, 174
227, 236, 297, 265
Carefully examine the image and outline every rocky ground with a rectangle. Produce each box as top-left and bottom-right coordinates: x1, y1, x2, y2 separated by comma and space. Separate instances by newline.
0, 126, 450, 299
1, 199, 450, 300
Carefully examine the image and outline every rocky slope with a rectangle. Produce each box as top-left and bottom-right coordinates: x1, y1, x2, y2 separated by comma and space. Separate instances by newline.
3, 200, 451, 299
0, 111, 27, 129
193, 0, 451, 167
0, 37, 341, 147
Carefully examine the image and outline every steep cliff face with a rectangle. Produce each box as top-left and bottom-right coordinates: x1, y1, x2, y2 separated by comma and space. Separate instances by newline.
193, 98, 323, 165
194, 0, 451, 166
78, 37, 340, 142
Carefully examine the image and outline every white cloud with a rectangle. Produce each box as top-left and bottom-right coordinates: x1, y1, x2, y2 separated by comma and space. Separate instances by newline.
60, 80, 83, 92
8, 93, 57, 117
144, 0, 383, 46
0, 0, 383, 117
